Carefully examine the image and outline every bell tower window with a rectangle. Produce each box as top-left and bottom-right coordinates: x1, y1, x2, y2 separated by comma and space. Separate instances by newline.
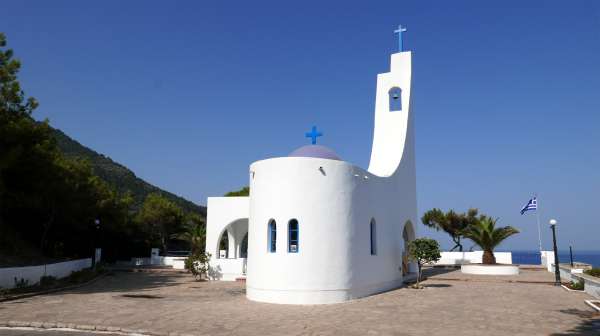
389, 87, 402, 111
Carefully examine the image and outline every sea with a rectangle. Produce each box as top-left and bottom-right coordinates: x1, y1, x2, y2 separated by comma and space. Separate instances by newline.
509, 250, 600, 268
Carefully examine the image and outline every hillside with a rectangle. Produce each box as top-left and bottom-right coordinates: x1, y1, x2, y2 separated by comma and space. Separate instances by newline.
52, 128, 206, 216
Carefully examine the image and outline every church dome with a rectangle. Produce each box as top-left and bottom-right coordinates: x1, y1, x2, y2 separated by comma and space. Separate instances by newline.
288, 145, 342, 161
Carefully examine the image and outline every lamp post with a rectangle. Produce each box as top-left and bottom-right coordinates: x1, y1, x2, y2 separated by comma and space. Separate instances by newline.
92, 219, 100, 268
549, 219, 561, 286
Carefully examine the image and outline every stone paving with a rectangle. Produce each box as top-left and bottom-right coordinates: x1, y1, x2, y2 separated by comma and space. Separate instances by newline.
0, 267, 599, 336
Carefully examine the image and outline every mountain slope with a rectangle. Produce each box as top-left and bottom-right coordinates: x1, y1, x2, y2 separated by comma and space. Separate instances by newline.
52, 128, 206, 216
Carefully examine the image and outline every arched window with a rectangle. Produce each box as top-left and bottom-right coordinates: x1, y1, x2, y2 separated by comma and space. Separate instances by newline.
388, 87, 402, 111
370, 218, 377, 255
268, 220, 276, 253
288, 219, 299, 253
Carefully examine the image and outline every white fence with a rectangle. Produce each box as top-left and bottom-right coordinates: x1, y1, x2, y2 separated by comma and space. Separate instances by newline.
0, 258, 92, 289
433, 251, 513, 266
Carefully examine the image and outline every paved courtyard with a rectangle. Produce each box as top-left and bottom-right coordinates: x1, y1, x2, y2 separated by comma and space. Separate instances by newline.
0, 268, 598, 336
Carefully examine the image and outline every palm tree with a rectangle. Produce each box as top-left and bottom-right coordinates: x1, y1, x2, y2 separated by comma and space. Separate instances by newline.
171, 213, 206, 254
463, 217, 519, 264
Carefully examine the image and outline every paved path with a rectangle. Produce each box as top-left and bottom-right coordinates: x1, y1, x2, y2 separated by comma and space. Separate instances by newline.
0, 327, 120, 336
1, 268, 598, 336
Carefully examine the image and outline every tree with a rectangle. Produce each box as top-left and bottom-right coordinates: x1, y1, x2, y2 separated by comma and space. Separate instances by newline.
408, 238, 441, 289
462, 217, 519, 264
185, 251, 211, 281
172, 212, 206, 254
421, 208, 479, 252
136, 193, 185, 255
224, 186, 249, 197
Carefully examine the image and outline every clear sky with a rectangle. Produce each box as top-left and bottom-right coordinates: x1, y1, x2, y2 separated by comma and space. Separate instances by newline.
3, 1, 599, 251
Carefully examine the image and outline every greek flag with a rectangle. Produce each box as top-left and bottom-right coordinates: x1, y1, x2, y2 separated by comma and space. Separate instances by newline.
520, 197, 537, 215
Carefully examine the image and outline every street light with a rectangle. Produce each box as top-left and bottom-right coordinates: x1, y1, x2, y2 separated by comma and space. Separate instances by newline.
92, 219, 100, 268
549, 219, 561, 286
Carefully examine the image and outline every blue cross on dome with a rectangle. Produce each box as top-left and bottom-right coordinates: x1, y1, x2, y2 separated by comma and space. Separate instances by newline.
305, 126, 323, 145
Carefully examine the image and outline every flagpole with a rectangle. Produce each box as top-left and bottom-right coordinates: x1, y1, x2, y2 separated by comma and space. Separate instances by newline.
535, 193, 542, 252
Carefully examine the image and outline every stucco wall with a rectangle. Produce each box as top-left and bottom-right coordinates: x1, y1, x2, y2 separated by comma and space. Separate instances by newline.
245, 50, 417, 304
0, 258, 92, 289
208, 258, 247, 281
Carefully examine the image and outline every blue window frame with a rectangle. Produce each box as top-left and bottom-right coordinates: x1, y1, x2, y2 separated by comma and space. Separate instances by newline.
389, 87, 402, 111
288, 219, 299, 253
370, 219, 377, 255
268, 220, 276, 253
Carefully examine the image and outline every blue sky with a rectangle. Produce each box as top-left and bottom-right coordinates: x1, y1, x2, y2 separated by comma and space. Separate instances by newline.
3, 1, 599, 251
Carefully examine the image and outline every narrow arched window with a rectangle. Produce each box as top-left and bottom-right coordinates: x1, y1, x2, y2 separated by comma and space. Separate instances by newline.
268, 220, 276, 253
370, 218, 377, 255
389, 87, 402, 111
288, 219, 299, 253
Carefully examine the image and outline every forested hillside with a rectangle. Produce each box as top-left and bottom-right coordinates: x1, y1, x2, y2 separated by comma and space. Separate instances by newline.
52, 128, 206, 216
0, 32, 206, 266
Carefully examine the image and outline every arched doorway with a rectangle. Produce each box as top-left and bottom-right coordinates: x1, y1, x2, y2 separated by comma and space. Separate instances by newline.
402, 220, 417, 276
240, 233, 248, 258
215, 218, 248, 259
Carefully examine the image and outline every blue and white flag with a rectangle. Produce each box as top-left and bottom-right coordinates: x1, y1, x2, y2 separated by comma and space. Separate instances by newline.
520, 197, 537, 215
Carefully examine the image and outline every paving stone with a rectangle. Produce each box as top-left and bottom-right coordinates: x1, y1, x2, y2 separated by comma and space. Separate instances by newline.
1, 268, 598, 336
41, 322, 57, 328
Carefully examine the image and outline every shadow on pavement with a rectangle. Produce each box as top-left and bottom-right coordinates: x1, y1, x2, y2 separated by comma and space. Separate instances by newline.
48, 271, 189, 295
421, 266, 460, 278
550, 309, 600, 336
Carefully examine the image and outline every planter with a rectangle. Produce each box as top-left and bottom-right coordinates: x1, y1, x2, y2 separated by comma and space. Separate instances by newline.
561, 284, 584, 292
461, 264, 519, 275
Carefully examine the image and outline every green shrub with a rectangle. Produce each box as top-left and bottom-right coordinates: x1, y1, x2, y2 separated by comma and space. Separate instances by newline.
186, 252, 211, 281
569, 280, 584, 290
40, 275, 57, 287
13, 277, 29, 288
584, 268, 600, 277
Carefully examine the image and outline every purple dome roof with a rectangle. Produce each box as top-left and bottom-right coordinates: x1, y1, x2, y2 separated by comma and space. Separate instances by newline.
288, 145, 342, 161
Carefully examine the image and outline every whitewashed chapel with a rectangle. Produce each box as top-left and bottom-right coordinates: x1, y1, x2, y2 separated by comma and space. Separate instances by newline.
205, 27, 418, 304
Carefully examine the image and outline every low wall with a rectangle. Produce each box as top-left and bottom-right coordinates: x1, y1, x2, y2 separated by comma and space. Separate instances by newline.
582, 275, 600, 299
162, 256, 187, 270
433, 251, 512, 266
208, 258, 246, 281
0, 258, 92, 289
128, 256, 188, 269
558, 264, 600, 299
541, 251, 555, 272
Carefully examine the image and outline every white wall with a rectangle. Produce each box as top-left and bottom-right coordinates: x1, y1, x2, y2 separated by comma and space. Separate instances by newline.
208, 258, 247, 281
162, 256, 187, 270
434, 251, 513, 265
541, 250, 555, 272
245, 51, 417, 304
0, 258, 92, 289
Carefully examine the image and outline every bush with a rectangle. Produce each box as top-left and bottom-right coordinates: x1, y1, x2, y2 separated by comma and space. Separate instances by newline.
569, 280, 584, 290
185, 252, 211, 281
13, 277, 29, 288
584, 268, 600, 278
39, 275, 57, 287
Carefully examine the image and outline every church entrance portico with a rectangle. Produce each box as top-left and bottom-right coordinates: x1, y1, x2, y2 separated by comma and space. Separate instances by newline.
205, 197, 250, 281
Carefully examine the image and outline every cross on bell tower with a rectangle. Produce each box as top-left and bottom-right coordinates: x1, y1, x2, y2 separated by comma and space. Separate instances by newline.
394, 24, 407, 52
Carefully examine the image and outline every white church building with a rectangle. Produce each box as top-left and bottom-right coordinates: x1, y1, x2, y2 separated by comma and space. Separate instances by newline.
205, 27, 418, 304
